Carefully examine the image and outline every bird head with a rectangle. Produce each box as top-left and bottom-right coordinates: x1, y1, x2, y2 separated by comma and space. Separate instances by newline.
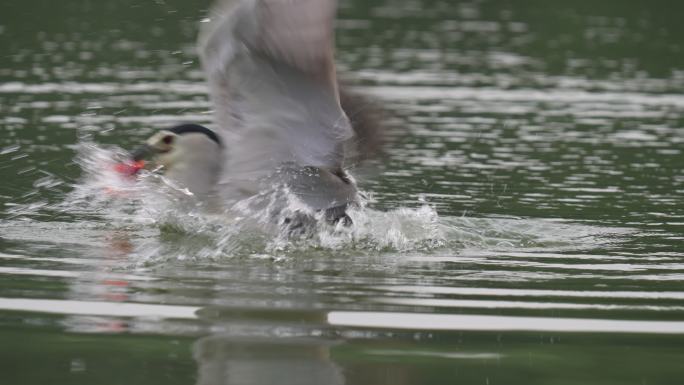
130, 124, 223, 197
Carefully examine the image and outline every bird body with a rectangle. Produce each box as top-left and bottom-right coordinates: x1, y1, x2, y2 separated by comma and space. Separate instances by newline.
128, 0, 380, 223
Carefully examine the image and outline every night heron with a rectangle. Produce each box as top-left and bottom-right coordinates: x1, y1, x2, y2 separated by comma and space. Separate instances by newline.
127, 0, 382, 224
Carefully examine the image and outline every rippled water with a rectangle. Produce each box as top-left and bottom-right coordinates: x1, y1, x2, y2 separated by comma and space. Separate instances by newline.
1, 0, 683, 384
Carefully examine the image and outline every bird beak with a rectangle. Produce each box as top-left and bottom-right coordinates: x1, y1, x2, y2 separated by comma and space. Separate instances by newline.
131, 144, 154, 161
113, 144, 150, 177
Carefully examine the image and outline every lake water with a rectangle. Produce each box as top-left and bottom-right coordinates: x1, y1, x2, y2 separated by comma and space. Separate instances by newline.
1, 0, 683, 384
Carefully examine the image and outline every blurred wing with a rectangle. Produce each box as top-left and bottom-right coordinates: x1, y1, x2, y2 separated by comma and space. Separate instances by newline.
199, 0, 353, 187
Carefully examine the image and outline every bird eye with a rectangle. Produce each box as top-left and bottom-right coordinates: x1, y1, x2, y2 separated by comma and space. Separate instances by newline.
162, 135, 175, 145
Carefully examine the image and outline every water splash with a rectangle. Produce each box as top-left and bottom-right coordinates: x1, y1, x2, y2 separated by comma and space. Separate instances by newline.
1, 142, 629, 264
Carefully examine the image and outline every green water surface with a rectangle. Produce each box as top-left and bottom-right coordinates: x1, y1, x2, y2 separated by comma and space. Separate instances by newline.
1, 0, 683, 384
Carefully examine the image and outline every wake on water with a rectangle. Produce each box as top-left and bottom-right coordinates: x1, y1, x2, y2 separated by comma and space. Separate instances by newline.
2, 141, 630, 264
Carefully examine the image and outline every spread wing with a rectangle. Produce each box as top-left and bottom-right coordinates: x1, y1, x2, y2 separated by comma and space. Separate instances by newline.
198, 0, 353, 193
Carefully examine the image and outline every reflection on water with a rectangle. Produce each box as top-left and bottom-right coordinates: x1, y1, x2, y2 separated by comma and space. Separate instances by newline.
1, 0, 684, 384
194, 337, 344, 385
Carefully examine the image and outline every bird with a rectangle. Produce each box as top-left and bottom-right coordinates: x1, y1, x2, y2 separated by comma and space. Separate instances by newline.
125, 0, 382, 225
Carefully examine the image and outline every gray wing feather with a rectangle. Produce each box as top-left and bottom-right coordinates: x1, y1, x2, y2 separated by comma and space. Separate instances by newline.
199, 0, 353, 188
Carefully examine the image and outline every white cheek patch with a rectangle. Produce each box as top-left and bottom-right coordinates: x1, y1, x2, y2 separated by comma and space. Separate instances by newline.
145, 132, 164, 146
156, 147, 182, 169
156, 133, 215, 172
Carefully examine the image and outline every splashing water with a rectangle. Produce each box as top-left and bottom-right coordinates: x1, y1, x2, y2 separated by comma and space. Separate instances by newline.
1, 141, 630, 265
